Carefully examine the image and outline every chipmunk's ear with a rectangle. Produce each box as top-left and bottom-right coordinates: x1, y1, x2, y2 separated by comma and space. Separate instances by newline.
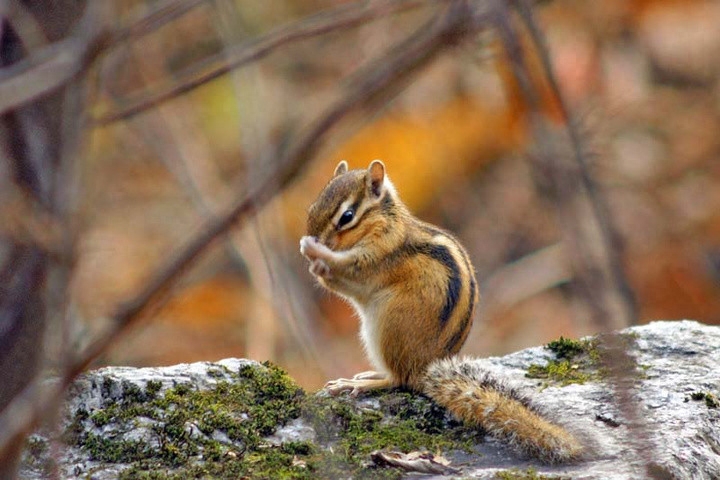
367, 160, 385, 198
333, 160, 349, 177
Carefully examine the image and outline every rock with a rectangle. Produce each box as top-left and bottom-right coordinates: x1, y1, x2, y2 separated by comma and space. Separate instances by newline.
19, 320, 720, 479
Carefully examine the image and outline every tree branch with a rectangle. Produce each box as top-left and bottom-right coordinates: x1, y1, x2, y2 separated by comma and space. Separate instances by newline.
115, 0, 206, 43
93, 0, 430, 125
0, 2, 113, 115
513, 0, 637, 327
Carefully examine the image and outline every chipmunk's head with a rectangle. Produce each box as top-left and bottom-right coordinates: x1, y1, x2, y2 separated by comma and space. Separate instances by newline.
306, 160, 399, 251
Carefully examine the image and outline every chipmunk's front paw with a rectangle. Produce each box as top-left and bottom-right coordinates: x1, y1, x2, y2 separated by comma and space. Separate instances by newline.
309, 258, 331, 279
299, 236, 314, 258
300, 235, 332, 260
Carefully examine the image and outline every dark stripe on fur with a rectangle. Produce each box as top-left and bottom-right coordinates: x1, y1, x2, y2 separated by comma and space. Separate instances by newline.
443, 236, 476, 354
427, 244, 462, 327
420, 224, 476, 342
444, 276, 475, 354
389, 241, 461, 327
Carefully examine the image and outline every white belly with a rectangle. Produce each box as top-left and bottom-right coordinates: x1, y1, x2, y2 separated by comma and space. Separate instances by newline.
352, 297, 389, 375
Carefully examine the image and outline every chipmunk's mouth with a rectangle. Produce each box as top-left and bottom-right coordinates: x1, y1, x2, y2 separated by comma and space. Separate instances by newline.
323, 237, 338, 250
312, 234, 335, 251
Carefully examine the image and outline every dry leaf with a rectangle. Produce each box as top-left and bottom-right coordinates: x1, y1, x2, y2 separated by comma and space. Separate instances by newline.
370, 449, 460, 475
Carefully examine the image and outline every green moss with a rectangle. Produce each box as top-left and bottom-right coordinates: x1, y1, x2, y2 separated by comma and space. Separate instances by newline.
527, 332, 645, 387
546, 337, 591, 359
121, 380, 149, 403
526, 336, 598, 386
300, 390, 475, 479
495, 467, 571, 479
526, 360, 594, 386
688, 391, 719, 409
146, 380, 162, 398
84, 433, 153, 464
66, 361, 308, 479
23, 435, 53, 475
90, 408, 115, 427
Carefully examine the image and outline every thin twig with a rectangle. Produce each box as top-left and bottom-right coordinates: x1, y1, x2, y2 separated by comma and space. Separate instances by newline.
0, 0, 205, 116
0, 3, 113, 115
514, 5, 651, 469
492, 0, 631, 331
513, 0, 637, 327
115, 0, 206, 43
4, 0, 49, 50
93, 0, 430, 125
0, 3, 101, 474
209, 0, 326, 366
482, 243, 570, 315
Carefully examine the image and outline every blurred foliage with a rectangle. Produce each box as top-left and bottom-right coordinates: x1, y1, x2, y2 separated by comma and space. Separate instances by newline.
67, 0, 720, 390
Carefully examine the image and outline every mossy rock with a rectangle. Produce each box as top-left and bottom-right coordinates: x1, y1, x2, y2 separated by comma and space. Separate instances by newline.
27, 359, 477, 479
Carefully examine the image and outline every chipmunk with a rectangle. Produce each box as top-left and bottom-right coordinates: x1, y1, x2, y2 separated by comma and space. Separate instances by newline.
299, 160, 583, 464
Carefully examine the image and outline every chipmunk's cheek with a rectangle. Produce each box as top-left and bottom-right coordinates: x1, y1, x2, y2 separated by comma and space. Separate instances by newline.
333, 232, 350, 251
336, 220, 372, 250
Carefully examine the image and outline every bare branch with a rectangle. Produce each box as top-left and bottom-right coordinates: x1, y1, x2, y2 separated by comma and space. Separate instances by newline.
115, 0, 206, 43
513, 0, 637, 327
492, 0, 635, 332
482, 243, 570, 315
0, 194, 64, 254
0, 0, 209, 116
93, 0, 430, 125
0, 3, 112, 116
0, 5, 108, 474
3, 0, 50, 50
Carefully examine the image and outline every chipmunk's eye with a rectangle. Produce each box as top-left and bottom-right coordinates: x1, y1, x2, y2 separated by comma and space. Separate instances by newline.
337, 208, 355, 228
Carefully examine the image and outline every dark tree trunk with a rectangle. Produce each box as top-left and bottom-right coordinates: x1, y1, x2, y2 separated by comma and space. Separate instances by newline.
0, 2, 87, 477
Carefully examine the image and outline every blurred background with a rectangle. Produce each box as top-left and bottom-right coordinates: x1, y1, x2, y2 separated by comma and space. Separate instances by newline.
66, 0, 720, 390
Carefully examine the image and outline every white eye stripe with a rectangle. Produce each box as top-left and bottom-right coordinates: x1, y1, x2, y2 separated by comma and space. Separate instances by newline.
333, 198, 356, 226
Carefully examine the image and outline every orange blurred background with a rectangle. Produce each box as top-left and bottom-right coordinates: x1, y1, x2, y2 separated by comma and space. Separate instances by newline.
72, 0, 720, 389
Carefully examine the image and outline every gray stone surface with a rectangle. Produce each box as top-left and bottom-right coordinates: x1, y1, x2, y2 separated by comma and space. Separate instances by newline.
465, 320, 720, 479
19, 320, 720, 479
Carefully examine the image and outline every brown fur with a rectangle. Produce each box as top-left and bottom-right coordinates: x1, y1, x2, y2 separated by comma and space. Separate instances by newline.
300, 160, 581, 464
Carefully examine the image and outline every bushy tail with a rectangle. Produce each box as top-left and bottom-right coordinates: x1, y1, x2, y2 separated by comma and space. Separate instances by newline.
422, 357, 583, 464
